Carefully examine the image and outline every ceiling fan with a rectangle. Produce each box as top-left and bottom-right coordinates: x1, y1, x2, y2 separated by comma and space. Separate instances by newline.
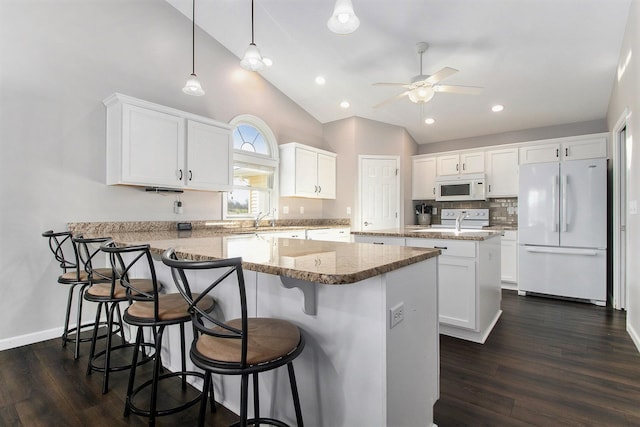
373, 42, 482, 109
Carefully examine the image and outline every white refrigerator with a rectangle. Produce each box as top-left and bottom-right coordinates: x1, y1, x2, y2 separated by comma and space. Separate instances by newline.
518, 158, 607, 305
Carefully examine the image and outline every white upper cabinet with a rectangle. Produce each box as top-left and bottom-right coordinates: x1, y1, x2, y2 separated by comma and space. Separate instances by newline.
437, 151, 484, 176
519, 133, 607, 164
412, 156, 437, 200
279, 142, 337, 199
185, 120, 232, 190
104, 93, 232, 191
485, 148, 519, 197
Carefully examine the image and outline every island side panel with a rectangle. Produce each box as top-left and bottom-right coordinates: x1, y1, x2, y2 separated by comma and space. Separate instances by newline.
385, 258, 439, 426
477, 236, 503, 342
254, 272, 387, 427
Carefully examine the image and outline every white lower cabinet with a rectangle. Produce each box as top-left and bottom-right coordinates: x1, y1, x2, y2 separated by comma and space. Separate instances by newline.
354, 233, 502, 343
500, 230, 518, 287
306, 227, 351, 242
406, 239, 478, 330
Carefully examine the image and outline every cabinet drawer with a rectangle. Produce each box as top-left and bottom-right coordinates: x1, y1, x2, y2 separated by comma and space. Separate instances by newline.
354, 235, 405, 246
405, 238, 476, 258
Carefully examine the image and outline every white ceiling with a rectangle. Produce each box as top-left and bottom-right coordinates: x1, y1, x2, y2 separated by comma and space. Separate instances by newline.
167, 0, 631, 144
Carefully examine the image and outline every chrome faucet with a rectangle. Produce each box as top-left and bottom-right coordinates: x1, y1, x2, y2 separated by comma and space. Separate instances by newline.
254, 211, 270, 228
455, 211, 470, 232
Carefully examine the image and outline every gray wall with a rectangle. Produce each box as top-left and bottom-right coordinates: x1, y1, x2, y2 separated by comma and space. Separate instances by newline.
607, 0, 640, 348
0, 0, 326, 344
417, 119, 608, 154
324, 117, 418, 228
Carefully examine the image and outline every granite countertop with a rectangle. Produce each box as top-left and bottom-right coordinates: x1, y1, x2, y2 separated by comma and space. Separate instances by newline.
85, 229, 439, 285
352, 225, 503, 241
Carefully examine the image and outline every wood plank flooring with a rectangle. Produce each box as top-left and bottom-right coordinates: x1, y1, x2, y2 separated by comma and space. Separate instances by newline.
434, 290, 640, 426
1, 290, 639, 426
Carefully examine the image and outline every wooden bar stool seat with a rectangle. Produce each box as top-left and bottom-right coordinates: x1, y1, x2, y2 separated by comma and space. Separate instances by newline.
102, 241, 215, 426
162, 249, 305, 427
42, 230, 111, 359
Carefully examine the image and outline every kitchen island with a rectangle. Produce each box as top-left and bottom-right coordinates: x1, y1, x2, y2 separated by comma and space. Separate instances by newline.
353, 226, 502, 344
72, 226, 441, 427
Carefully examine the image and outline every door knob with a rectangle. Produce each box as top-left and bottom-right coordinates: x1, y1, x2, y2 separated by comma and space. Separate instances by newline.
364, 221, 373, 226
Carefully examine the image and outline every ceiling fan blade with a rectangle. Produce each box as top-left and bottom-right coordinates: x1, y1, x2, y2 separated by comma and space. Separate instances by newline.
373, 82, 412, 88
434, 84, 483, 95
425, 67, 458, 84
373, 91, 411, 109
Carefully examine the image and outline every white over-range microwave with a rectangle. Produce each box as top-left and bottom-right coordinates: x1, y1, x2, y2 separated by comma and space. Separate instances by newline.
435, 173, 487, 201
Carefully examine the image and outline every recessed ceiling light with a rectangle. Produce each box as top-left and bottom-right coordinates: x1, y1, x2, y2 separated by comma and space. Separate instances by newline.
263, 57, 273, 67
315, 76, 326, 85
340, 100, 350, 109
424, 117, 435, 125
492, 104, 504, 112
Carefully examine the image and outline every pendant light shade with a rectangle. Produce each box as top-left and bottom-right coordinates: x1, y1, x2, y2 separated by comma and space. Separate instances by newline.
183, 74, 205, 96
240, 0, 266, 71
183, 0, 204, 96
327, 0, 360, 34
241, 43, 265, 71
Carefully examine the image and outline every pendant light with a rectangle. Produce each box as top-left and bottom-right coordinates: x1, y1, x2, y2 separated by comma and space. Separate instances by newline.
327, 0, 360, 35
240, 0, 266, 71
182, 0, 205, 96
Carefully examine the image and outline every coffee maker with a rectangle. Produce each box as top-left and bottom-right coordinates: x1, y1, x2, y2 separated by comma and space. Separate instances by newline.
415, 203, 432, 225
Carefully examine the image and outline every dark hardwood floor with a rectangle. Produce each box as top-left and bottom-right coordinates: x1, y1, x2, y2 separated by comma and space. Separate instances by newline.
434, 290, 640, 426
1, 290, 639, 426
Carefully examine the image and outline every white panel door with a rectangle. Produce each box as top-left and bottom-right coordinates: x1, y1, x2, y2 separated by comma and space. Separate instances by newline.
560, 158, 607, 248
360, 157, 399, 231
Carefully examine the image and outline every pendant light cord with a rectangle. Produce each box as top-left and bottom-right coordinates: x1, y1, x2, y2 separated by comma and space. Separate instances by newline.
191, 0, 196, 74
251, 0, 255, 45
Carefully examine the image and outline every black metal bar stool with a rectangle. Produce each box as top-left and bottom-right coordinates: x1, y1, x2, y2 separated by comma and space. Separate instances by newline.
74, 235, 146, 394
102, 241, 216, 426
162, 248, 305, 427
42, 230, 111, 359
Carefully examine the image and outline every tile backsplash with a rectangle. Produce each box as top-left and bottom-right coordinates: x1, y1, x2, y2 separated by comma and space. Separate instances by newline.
413, 197, 518, 227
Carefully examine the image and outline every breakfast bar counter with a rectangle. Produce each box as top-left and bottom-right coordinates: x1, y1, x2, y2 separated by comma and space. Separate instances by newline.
71, 226, 441, 427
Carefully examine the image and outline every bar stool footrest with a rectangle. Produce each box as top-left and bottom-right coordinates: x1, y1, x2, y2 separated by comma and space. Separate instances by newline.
88, 343, 155, 373
126, 370, 205, 418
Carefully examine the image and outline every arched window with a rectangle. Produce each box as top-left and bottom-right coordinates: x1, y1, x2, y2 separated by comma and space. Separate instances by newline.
224, 115, 279, 220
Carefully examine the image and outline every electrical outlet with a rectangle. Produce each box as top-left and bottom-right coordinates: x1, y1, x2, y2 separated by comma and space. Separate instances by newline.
390, 302, 404, 328
299, 206, 304, 214
283, 206, 289, 214
346, 206, 352, 215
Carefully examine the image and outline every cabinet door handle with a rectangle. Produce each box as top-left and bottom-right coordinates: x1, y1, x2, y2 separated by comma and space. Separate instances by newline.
318, 186, 321, 193
565, 147, 569, 157
462, 163, 466, 171
434, 246, 448, 250
178, 169, 183, 180
556, 149, 559, 158
188, 170, 193, 181
456, 163, 459, 171
433, 187, 435, 194
488, 184, 492, 192
373, 242, 384, 245
314, 185, 318, 193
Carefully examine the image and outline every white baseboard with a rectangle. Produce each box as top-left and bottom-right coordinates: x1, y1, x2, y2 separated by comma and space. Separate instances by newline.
628, 321, 640, 353
0, 327, 63, 351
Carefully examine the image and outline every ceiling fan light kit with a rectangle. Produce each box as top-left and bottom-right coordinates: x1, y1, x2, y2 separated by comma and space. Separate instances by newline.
327, 0, 360, 34
373, 41, 482, 111
182, 0, 204, 96
240, 0, 266, 71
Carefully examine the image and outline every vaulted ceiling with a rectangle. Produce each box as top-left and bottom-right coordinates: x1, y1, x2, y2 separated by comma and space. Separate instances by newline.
167, 0, 632, 144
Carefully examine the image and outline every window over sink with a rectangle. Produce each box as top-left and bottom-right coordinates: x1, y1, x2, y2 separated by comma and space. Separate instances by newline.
224, 115, 278, 220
